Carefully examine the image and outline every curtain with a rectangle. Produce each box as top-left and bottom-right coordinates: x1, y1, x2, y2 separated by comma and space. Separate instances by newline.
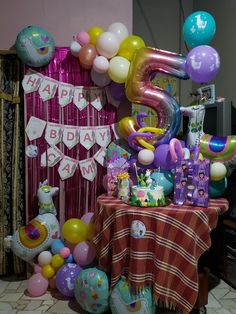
0, 53, 25, 275
25, 47, 117, 224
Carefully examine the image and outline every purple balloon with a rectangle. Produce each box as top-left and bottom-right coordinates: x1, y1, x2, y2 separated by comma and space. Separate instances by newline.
55, 263, 82, 297
108, 81, 126, 101
154, 144, 175, 170
185, 45, 220, 83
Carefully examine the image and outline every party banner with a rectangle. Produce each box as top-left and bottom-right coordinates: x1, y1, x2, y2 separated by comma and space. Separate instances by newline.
22, 72, 43, 94
38, 77, 58, 101
78, 158, 97, 182
80, 127, 95, 150
45, 123, 62, 146
22, 72, 121, 111
58, 82, 74, 107
58, 156, 79, 180
62, 125, 80, 150
40, 146, 63, 167
25, 116, 47, 141
95, 126, 111, 147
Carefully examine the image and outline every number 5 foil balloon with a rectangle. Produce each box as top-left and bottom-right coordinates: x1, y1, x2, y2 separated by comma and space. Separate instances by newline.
125, 47, 189, 146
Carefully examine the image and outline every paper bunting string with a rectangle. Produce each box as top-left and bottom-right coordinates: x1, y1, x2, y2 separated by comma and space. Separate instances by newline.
58, 156, 79, 180
40, 146, 63, 167
22, 71, 121, 110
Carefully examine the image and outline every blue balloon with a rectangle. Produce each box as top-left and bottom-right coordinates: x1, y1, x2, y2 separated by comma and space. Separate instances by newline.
183, 11, 216, 48
150, 170, 174, 196
209, 178, 227, 198
15, 25, 55, 67
51, 239, 64, 254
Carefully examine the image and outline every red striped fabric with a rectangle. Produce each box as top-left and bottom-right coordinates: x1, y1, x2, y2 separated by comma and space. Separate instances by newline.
93, 195, 229, 313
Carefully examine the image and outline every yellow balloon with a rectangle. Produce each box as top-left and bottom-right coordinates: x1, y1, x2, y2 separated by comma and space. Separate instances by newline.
62, 218, 87, 244
137, 127, 165, 151
118, 116, 138, 140
51, 254, 65, 269
42, 264, 55, 279
118, 35, 145, 61
88, 26, 104, 45
87, 223, 95, 241
108, 56, 130, 83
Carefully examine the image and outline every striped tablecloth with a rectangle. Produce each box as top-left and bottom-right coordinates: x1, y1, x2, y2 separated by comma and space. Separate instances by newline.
93, 194, 229, 313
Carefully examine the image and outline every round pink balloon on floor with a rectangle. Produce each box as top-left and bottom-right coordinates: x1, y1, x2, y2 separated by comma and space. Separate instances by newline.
27, 273, 49, 297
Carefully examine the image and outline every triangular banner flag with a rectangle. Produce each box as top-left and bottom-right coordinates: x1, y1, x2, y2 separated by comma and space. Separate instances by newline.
95, 125, 111, 147
22, 72, 43, 94
58, 82, 74, 107
80, 127, 95, 150
45, 123, 62, 146
58, 156, 78, 180
62, 125, 79, 150
41, 146, 63, 167
25, 116, 47, 141
38, 77, 58, 101
78, 158, 97, 182
94, 147, 107, 167
90, 87, 105, 111
73, 86, 89, 111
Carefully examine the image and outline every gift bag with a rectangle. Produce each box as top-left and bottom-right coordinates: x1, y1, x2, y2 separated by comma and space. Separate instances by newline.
107, 157, 129, 197
174, 147, 210, 207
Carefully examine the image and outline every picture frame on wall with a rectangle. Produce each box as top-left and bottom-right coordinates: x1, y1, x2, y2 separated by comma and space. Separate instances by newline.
197, 84, 216, 105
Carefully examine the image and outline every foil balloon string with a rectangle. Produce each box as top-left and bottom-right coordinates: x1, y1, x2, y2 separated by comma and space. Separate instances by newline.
125, 47, 189, 148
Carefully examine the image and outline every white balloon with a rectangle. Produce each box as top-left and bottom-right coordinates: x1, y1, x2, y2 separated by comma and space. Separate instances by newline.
70, 40, 81, 57
93, 56, 109, 73
96, 32, 119, 59
107, 22, 129, 43
138, 149, 155, 165
210, 162, 227, 181
38, 251, 52, 266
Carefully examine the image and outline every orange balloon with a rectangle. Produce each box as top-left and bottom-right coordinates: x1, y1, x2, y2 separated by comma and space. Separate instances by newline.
78, 44, 97, 69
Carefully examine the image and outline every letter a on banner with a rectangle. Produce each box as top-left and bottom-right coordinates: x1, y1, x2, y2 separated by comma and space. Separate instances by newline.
80, 127, 95, 150
78, 158, 97, 181
58, 156, 78, 180
38, 77, 58, 101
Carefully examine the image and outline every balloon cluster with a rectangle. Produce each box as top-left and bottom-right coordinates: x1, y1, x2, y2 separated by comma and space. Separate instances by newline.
70, 22, 145, 98
27, 212, 97, 298
183, 11, 220, 83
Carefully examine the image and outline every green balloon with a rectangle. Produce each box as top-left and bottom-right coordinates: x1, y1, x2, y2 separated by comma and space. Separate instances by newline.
15, 25, 55, 67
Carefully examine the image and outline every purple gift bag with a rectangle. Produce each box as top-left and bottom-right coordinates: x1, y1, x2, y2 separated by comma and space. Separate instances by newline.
174, 147, 210, 207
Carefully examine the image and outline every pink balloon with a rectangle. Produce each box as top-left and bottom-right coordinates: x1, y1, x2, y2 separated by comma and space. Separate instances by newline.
60, 247, 71, 258
34, 264, 42, 274
81, 212, 94, 225
76, 31, 90, 46
27, 273, 49, 297
169, 138, 184, 162
73, 241, 96, 266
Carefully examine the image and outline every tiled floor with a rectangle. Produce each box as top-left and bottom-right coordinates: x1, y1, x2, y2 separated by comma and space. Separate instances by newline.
0, 274, 235, 313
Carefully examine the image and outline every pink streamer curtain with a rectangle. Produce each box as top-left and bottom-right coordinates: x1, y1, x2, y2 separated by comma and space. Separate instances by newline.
25, 47, 117, 223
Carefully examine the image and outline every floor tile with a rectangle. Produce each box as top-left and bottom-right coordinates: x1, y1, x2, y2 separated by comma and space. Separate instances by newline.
0, 292, 23, 302
211, 288, 229, 299
0, 302, 12, 311
206, 293, 222, 309
24, 300, 42, 310
222, 291, 236, 299
7, 281, 21, 290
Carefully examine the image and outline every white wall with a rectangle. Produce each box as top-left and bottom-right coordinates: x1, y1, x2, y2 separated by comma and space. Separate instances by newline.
0, 0, 132, 49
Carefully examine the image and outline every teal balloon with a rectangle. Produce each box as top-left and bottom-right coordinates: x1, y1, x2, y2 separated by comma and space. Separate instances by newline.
183, 11, 216, 48
15, 25, 55, 67
74, 267, 109, 314
150, 170, 174, 196
110, 277, 155, 314
209, 178, 227, 198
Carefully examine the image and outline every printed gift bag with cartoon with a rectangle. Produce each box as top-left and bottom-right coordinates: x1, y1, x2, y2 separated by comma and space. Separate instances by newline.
174, 147, 210, 207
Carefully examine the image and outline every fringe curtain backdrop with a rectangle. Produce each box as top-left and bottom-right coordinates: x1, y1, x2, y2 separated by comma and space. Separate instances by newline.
0, 53, 25, 275
25, 47, 117, 224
